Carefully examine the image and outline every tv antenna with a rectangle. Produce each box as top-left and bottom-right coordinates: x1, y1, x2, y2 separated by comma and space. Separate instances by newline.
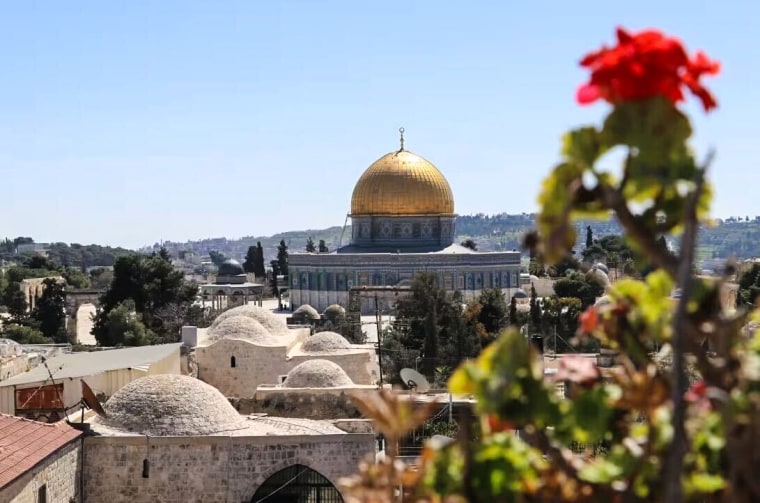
400, 368, 430, 394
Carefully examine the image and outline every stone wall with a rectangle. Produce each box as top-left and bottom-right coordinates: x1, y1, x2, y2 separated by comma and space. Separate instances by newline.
233, 389, 370, 419
196, 340, 288, 397
82, 434, 375, 503
288, 351, 377, 385
0, 440, 81, 503
196, 339, 378, 398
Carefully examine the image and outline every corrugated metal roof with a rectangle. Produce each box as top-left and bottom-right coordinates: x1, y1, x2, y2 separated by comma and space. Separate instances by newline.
0, 414, 82, 489
0, 344, 181, 387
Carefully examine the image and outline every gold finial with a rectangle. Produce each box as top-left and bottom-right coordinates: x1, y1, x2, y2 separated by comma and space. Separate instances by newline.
398, 127, 405, 151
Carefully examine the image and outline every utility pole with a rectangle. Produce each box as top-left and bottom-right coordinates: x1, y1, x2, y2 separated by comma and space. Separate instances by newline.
375, 293, 384, 387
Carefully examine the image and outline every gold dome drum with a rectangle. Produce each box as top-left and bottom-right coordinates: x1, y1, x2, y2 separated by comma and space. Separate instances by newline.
350, 150, 455, 216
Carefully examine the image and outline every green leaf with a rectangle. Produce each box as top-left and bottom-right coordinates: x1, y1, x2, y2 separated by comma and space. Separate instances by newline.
562, 126, 608, 167
603, 96, 692, 166
685, 473, 726, 494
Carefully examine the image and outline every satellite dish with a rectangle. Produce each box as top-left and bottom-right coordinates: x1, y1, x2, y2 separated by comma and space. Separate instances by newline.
81, 381, 107, 418
400, 368, 430, 393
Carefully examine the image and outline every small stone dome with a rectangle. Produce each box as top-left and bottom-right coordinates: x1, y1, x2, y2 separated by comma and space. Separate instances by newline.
207, 315, 278, 345
302, 332, 351, 352
512, 288, 528, 299
211, 305, 289, 335
586, 267, 611, 287
293, 304, 320, 320
101, 374, 246, 436
322, 304, 346, 324
323, 304, 346, 317
594, 262, 610, 274
218, 259, 245, 276
282, 360, 353, 388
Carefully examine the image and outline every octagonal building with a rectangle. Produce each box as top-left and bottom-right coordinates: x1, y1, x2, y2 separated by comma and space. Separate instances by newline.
289, 132, 522, 313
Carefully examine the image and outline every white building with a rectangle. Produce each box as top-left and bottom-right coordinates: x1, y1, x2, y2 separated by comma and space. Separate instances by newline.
0, 343, 181, 420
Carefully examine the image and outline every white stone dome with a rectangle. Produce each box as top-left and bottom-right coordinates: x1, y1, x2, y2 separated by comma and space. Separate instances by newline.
587, 267, 611, 287
100, 374, 246, 436
207, 315, 278, 345
302, 332, 351, 353
282, 360, 353, 388
211, 305, 289, 335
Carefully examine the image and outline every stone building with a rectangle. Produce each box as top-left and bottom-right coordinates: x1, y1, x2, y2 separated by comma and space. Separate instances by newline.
289, 132, 522, 313
199, 258, 264, 310
18, 276, 64, 313
0, 414, 82, 503
194, 305, 378, 398
84, 374, 375, 502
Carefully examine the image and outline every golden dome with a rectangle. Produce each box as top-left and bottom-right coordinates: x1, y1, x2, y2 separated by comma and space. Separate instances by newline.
350, 150, 455, 216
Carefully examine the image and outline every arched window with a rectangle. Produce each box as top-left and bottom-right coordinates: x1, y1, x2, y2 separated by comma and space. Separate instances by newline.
230, 356, 236, 368
252, 464, 342, 502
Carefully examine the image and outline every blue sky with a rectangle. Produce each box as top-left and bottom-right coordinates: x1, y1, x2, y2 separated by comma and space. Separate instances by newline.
2, 1, 758, 249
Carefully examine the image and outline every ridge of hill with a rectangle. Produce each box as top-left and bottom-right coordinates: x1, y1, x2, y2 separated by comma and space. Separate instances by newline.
146, 213, 760, 264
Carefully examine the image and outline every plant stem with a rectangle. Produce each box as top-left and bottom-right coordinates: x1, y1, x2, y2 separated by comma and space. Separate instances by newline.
665, 160, 710, 502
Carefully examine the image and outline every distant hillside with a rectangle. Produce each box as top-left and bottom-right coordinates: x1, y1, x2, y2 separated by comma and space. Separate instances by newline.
146, 213, 760, 263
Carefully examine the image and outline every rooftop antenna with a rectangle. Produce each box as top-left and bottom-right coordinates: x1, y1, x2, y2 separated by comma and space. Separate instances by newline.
398, 127, 405, 152
339, 213, 350, 248
400, 367, 430, 394
41, 356, 69, 423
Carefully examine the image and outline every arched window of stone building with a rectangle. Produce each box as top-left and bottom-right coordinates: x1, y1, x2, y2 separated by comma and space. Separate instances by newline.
252, 464, 342, 502
230, 356, 236, 368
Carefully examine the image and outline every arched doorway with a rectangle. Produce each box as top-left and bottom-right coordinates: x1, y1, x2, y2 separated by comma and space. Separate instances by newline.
251, 464, 342, 503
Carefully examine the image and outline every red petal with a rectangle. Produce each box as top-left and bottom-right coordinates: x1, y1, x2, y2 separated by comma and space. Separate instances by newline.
576, 83, 601, 104
616, 27, 633, 43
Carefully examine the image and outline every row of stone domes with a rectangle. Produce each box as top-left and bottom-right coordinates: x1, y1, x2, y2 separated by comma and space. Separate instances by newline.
98, 362, 355, 437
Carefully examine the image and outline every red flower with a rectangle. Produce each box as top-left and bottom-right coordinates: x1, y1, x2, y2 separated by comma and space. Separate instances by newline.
579, 306, 599, 333
555, 355, 600, 387
577, 27, 720, 111
684, 381, 712, 411
485, 414, 515, 433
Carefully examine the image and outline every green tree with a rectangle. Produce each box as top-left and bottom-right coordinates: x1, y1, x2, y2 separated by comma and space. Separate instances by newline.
277, 240, 289, 276
318, 239, 329, 253
31, 278, 67, 342
62, 268, 90, 289
475, 288, 508, 335
529, 283, 541, 329
3, 285, 27, 322
208, 250, 227, 267
737, 263, 760, 307
552, 271, 605, 308
96, 300, 152, 347
243, 245, 258, 274
269, 260, 281, 309
305, 237, 316, 253
460, 238, 478, 250
92, 253, 197, 345
508, 295, 518, 326
1, 324, 52, 344
253, 241, 266, 278
586, 225, 594, 248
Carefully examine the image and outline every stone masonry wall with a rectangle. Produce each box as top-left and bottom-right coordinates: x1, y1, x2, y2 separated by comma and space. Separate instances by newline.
83, 434, 375, 503
288, 351, 377, 385
196, 341, 288, 397
197, 340, 378, 398
0, 441, 81, 503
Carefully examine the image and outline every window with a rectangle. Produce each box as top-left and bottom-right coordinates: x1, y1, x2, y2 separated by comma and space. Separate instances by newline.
37, 484, 47, 503
230, 356, 236, 368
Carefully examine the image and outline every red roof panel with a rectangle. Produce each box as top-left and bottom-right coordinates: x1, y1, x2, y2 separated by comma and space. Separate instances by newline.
0, 414, 82, 489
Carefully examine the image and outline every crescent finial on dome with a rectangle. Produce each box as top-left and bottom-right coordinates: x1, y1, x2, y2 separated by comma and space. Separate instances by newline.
399, 127, 405, 151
